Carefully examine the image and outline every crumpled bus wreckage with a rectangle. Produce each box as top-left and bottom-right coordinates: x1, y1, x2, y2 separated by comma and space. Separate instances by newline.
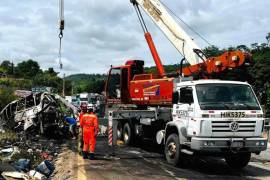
0, 93, 68, 133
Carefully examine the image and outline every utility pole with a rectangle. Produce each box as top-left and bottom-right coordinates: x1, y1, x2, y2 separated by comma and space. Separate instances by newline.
11, 61, 14, 76
71, 81, 74, 95
267, 32, 270, 46
62, 73, 65, 97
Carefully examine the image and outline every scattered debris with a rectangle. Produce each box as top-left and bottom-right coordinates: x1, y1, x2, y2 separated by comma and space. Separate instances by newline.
0, 146, 20, 162
14, 90, 32, 98
12, 159, 30, 172
36, 160, 55, 177
0, 148, 13, 154
1, 171, 29, 180
0, 130, 62, 179
29, 170, 46, 180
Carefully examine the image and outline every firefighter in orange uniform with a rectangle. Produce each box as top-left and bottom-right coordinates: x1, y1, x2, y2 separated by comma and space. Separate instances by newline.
81, 107, 99, 159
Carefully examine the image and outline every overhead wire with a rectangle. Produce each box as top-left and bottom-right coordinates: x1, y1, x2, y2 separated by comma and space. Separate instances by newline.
160, 0, 212, 47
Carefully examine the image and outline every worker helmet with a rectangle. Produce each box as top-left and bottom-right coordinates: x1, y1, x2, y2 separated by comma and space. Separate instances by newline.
88, 107, 94, 113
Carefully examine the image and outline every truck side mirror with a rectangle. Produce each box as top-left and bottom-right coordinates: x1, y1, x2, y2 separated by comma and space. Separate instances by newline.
172, 91, 179, 104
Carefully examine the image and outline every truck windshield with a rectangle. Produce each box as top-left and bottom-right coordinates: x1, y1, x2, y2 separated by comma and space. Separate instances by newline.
196, 84, 260, 110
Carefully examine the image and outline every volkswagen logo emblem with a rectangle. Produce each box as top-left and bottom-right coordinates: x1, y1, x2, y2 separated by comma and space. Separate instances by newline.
230, 121, 239, 132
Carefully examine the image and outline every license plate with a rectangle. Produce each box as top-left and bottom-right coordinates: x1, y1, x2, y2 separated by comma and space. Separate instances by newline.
231, 141, 244, 148
221, 112, 246, 118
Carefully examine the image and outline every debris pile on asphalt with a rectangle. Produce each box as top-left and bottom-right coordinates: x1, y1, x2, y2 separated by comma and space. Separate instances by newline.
0, 130, 62, 179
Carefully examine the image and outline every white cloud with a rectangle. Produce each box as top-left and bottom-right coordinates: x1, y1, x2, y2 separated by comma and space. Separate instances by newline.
0, 0, 269, 75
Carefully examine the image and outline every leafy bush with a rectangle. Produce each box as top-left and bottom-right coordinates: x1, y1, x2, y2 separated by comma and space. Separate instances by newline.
0, 88, 16, 110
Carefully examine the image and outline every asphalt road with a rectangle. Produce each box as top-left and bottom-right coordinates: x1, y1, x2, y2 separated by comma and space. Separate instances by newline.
60, 137, 270, 180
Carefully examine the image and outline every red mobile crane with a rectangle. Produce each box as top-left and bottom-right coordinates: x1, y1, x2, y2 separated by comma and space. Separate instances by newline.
105, 0, 251, 107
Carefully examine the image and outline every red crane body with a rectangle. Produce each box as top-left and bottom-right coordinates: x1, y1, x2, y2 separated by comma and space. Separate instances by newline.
105, 1, 252, 107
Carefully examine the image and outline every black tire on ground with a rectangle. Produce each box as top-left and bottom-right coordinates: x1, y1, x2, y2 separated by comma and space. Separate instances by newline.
225, 152, 251, 169
116, 121, 123, 140
123, 122, 133, 145
165, 133, 181, 166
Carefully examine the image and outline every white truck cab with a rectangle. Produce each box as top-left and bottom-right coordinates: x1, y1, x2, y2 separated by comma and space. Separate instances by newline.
79, 93, 89, 106
165, 80, 267, 168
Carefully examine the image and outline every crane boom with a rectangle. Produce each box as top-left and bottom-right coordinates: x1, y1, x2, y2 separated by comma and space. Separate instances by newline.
132, 0, 204, 65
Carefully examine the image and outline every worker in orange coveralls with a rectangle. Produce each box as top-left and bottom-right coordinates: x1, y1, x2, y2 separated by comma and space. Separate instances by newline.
81, 107, 99, 159
79, 103, 88, 151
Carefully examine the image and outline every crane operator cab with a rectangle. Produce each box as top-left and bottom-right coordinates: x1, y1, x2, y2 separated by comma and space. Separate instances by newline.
105, 60, 144, 105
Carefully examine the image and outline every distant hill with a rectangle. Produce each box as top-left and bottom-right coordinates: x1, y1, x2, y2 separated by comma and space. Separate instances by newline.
67, 64, 181, 80
145, 64, 182, 74
66, 74, 107, 94
66, 73, 106, 82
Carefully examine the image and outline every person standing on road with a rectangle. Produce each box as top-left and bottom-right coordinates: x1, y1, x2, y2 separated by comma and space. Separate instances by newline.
79, 103, 88, 152
81, 107, 99, 159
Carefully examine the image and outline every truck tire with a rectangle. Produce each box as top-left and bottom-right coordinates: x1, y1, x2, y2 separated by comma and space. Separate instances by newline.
225, 152, 251, 169
123, 122, 133, 145
165, 133, 181, 166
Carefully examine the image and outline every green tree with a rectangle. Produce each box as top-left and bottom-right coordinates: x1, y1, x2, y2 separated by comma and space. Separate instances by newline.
46, 68, 58, 77
251, 43, 260, 53
33, 68, 63, 92
260, 43, 268, 50
236, 45, 250, 52
14, 59, 41, 79
249, 58, 270, 116
0, 88, 16, 110
0, 60, 13, 75
203, 45, 224, 58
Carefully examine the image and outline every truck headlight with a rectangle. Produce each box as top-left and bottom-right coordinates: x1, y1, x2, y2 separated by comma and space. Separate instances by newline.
203, 141, 215, 146
256, 141, 266, 146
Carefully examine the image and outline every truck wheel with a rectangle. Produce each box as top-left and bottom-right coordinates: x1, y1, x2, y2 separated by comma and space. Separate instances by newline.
225, 152, 251, 169
123, 123, 133, 145
116, 121, 123, 140
165, 134, 181, 166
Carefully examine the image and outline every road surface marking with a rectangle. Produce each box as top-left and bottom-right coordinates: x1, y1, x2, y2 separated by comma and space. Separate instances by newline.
249, 162, 270, 171
77, 155, 88, 180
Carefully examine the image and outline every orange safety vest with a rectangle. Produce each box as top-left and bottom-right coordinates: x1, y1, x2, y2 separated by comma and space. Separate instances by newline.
81, 113, 99, 141
81, 113, 99, 152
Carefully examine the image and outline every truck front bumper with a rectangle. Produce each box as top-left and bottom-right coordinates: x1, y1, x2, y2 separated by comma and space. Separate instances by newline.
191, 137, 268, 153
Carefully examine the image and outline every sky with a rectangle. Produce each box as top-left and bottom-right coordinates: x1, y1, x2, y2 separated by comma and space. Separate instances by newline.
0, 0, 269, 76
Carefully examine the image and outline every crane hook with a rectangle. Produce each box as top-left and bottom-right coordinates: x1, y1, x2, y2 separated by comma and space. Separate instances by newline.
58, 0, 64, 69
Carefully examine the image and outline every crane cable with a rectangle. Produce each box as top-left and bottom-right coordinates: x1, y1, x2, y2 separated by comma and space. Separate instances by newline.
58, 0, 65, 69
160, 1, 212, 47
133, 3, 148, 34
